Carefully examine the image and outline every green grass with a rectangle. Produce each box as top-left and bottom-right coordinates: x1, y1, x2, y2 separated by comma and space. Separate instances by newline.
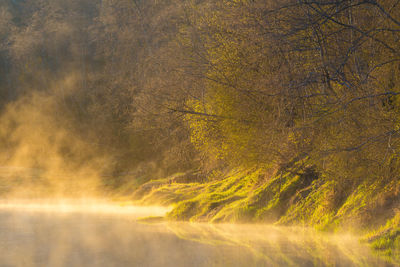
132, 167, 320, 223
130, 166, 400, 263
167, 169, 262, 222
363, 213, 400, 265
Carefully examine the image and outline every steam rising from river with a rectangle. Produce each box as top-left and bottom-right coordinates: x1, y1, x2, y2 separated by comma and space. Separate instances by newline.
0, 202, 390, 267
0, 199, 169, 215
0, 0, 133, 199
0, 74, 110, 198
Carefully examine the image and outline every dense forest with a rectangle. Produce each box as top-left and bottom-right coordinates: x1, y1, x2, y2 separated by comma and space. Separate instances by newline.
0, 0, 399, 262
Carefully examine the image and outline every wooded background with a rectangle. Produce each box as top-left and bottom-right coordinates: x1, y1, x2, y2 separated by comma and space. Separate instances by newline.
0, 0, 399, 192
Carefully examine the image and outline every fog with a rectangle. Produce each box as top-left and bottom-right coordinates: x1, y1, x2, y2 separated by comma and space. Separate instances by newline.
0, 199, 168, 215
0, 0, 180, 198
0, 202, 392, 267
0, 85, 109, 198
0, 1, 397, 266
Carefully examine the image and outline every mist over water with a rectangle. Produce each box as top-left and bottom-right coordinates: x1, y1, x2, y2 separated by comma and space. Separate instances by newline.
0, 0, 194, 199
0, 201, 392, 267
0, 199, 169, 215
0, 0, 167, 198
0, 1, 398, 266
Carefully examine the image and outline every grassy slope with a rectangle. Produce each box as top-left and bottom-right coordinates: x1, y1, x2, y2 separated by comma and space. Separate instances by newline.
131, 168, 400, 264
363, 213, 400, 263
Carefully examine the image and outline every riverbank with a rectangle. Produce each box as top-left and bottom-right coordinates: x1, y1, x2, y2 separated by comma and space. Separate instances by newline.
128, 168, 400, 265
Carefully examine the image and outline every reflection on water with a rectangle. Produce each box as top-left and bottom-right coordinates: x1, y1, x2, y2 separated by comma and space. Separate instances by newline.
167, 223, 393, 267
0, 202, 393, 267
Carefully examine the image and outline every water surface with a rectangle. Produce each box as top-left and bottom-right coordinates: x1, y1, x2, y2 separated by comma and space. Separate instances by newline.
0, 201, 392, 267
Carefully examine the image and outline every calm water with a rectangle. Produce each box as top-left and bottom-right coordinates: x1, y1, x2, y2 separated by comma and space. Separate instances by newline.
0, 201, 393, 267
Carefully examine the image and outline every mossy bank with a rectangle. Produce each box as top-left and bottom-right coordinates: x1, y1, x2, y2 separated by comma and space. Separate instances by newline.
130, 167, 400, 265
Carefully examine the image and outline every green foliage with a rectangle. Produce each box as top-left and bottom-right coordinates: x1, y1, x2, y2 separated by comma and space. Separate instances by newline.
364, 214, 400, 265
2, 0, 400, 261
167, 169, 262, 222
133, 165, 400, 264
279, 179, 337, 230
134, 168, 321, 224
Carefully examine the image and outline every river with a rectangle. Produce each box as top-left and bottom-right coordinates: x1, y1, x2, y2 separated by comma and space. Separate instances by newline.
0, 200, 393, 267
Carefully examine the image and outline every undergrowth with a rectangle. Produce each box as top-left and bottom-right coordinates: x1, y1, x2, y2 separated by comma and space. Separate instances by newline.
131, 167, 400, 265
